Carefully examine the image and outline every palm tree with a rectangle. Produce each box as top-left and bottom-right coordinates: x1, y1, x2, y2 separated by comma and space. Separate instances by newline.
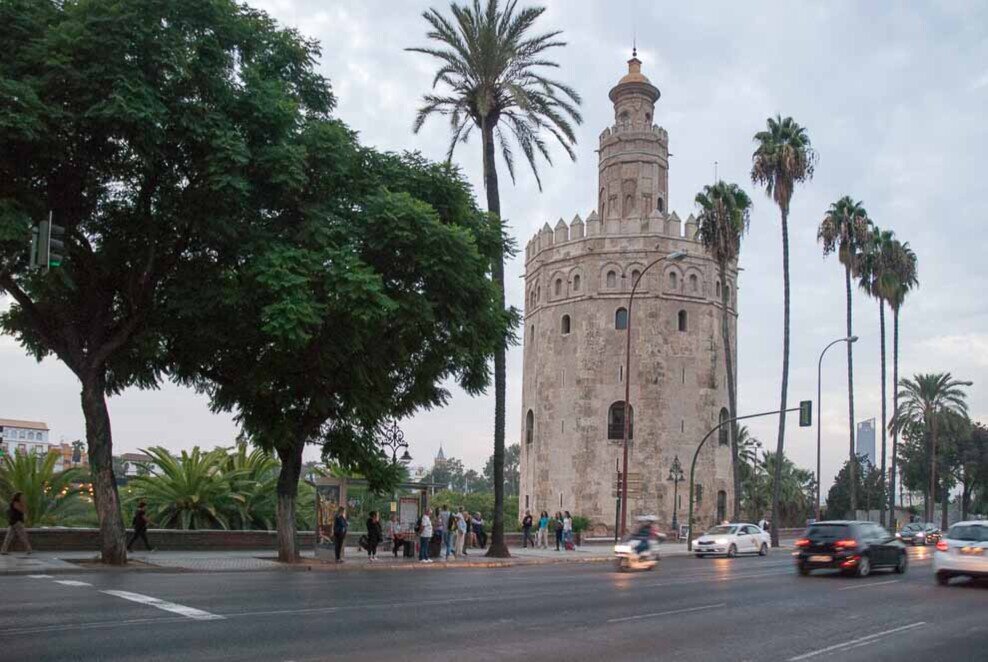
695, 181, 752, 521
817, 196, 870, 515
751, 115, 816, 546
0, 451, 91, 526
408, 0, 582, 557
885, 240, 917, 526
127, 446, 240, 530
224, 442, 280, 531
857, 226, 897, 525
891, 373, 969, 524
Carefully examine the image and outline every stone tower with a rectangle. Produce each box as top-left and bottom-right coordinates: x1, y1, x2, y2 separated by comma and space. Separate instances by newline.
519, 54, 738, 534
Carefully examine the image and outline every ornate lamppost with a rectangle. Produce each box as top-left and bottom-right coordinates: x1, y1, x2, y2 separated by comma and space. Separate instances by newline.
379, 420, 412, 464
668, 455, 684, 537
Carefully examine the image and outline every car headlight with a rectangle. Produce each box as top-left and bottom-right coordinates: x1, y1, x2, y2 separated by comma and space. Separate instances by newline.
895, 533, 901, 538
715, 538, 728, 545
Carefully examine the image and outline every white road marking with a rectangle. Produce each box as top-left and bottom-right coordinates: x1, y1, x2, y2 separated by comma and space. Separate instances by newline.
54, 580, 92, 587
101, 590, 224, 621
839, 579, 900, 591
607, 602, 726, 623
787, 622, 927, 660
27, 574, 53, 579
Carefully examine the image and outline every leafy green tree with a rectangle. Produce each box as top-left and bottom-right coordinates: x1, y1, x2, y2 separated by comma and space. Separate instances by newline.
695, 181, 752, 521
223, 442, 280, 531
408, 0, 582, 558
423, 457, 466, 491
0, 451, 91, 526
483, 443, 520, 496
826, 454, 886, 519
0, 0, 334, 564
751, 115, 816, 546
818, 196, 871, 514
463, 469, 483, 493
956, 423, 988, 520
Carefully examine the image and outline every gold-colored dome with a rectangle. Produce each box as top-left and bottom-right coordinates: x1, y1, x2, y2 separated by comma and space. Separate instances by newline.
617, 57, 651, 86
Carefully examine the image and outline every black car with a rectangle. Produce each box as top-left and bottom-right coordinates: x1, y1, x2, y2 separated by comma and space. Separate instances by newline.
795, 520, 908, 577
896, 522, 941, 546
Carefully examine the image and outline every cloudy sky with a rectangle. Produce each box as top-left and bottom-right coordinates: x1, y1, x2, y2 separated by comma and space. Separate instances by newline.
2, 1, 985, 493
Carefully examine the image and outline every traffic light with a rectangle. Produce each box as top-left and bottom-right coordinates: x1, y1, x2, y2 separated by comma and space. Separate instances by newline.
799, 400, 813, 427
48, 222, 66, 268
29, 224, 40, 268
36, 216, 50, 269
31, 213, 66, 270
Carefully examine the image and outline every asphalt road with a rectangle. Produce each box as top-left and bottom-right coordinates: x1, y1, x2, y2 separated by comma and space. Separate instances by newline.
1, 546, 985, 661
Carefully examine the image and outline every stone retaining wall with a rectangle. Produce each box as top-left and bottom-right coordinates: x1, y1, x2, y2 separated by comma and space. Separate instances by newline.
0, 528, 317, 552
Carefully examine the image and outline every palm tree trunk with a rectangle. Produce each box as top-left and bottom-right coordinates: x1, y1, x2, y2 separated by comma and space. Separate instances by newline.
275, 440, 304, 563
928, 413, 938, 524
940, 479, 949, 531
844, 265, 857, 515
888, 307, 900, 530
719, 262, 741, 521
770, 207, 791, 548
878, 299, 888, 527
481, 117, 509, 558
81, 371, 128, 565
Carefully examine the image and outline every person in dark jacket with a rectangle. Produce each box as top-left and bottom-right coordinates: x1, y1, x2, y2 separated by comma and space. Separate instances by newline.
333, 506, 348, 563
522, 510, 534, 548
366, 511, 382, 562
127, 500, 154, 552
1, 492, 32, 555
553, 511, 564, 551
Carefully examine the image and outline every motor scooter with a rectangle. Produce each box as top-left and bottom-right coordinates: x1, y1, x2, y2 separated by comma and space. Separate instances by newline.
614, 534, 664, 571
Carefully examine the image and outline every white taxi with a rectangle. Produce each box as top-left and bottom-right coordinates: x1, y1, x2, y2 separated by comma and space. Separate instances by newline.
933, 520, 988, 585
694, 523, 771, 558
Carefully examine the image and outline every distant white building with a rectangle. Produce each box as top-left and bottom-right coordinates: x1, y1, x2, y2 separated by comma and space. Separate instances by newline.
118, 452, 159, 477
0, 418, 53, 460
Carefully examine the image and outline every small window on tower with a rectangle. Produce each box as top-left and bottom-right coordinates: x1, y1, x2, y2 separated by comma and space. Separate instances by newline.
657, 197, 665, 213
561, 315, 571, 335
606, 270, 617, 288
668, 272, 678, 290
554, 278, 562, 296
573, 274, 581, 292
690, 274, 699, 293
631, 270, 642, 288
678, 310, 688, 332
615, 307, 628, 330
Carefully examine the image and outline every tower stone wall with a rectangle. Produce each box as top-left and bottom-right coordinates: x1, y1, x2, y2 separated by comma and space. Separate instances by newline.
519, 56, 738, 535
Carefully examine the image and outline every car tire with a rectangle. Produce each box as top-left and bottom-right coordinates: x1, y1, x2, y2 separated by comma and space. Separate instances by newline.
856, 555, 871, 578
727, 544, 737, 558
797, 562, 810, 576
759, 543, 769, 556
936, 571, 951, 586
894, 552, 908, 574
695, 554, 706, 559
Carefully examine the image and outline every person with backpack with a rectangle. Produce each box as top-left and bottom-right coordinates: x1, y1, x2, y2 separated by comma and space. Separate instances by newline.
127, 500, 154, 552
553, 511, 564, 551
365, 511, 382, 563
332, 506, 348, 563
537, 511, 549, 549
2, 492, 32, 555
522, 510, 534, 548
417, 511, 433, 563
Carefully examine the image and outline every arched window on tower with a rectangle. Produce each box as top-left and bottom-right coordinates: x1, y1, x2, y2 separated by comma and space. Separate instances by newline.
573, 274, 581, 292
561, 314, 571, 335
631, 269, 642, 288
608, 402, 633, 440
716, 281, 721, 298
526, 409, 535, 445
537, 285, 541, 301
725, 284, 731, 306
657, 197, 665, 213
689, 274, 699, 293
718, 407, 730, 446
668, 271, 678, 290
615, 307, 628, 330
717, 490, 727, 522
554, 278, 562, 297
606, 270, 617, 288
678, 309, 688, 332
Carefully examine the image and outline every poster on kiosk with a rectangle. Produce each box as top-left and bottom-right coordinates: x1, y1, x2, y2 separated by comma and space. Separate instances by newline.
314, 477, 345, 561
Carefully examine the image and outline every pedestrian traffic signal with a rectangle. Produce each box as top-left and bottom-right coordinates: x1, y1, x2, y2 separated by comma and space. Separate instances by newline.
31, 213, 66, 270
48, 222, 66, 268
799, 400, 812, 427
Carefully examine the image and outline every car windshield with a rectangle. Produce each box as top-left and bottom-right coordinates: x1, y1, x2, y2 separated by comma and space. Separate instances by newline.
706, 526, 737, 535
806, 524, 849, 540
947, 525, 988, 542
902, 524, 921, 532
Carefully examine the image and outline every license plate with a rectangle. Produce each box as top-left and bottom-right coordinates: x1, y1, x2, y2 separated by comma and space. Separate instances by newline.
808, 555, 832, 563
961, 547, 984, 556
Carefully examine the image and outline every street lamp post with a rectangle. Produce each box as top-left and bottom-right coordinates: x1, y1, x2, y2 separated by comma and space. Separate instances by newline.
816, 335, 857, 521
379, 419, 411, 464
620, 249, 687, 537
668, 455, 684, 538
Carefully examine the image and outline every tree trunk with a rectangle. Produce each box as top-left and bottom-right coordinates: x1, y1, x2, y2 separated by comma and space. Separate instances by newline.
961, 479, 970, 521
845, 265, 857, 515
878, 299, 888, 527
940, 479, 949, 531
929, 413, 938, 524
481, 117, 509, 558
275, 441, 305, 563
770, 207, 791, 548
719, 262, 741, 522
80, 373, 127, 565
888, 307, 900, 530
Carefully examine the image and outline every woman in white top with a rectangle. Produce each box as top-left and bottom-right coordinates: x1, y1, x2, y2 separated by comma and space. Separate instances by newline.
418, 512, 433, 563
563, 511, 573, 549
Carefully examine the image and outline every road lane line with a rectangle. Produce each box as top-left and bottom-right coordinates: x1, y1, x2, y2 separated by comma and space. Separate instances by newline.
606, 602, 726, 623
787, 622, 926, 660
100, 590, 224, 621
54, 580, 92, 587
27, 574, 53, 579
838, 580, 900, 591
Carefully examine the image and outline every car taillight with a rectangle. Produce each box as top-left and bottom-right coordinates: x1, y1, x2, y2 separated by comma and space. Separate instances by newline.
835, 539, 858, 549
936, 541, 948, 552
795, 538, 810, 548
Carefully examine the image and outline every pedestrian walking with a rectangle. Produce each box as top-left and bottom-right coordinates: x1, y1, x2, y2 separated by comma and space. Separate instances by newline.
418, 511, 433, 563
1, 492, 32, 555
439, 504, 452, 560
522, 510, 534, 548
126, 500, 154, 552
537, 510, 549, 549
366, 511, 382, 562
332, 506, 348, 563
553, 511, 564, 551
758, 517, 768, 532
472, 513, 487, 548
563, 511, 574, 550
387, 513, 404, 558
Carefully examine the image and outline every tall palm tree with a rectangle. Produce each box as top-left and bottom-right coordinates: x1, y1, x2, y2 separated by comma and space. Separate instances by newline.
885, 240, 918, 525
817, 196, 870, 515
0, 451, 90, 526
224, 442, 280, 531
408, 0, 582, 557
695, 181, 752, 521
891, 373, 969, 523
857, 226, 896, 525
751, 115, 816, 546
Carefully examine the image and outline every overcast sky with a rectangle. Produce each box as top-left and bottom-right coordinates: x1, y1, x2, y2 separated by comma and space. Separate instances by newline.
2, 1, 985, 493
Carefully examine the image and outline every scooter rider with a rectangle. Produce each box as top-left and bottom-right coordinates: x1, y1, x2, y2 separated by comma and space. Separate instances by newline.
633, 520, 657, 555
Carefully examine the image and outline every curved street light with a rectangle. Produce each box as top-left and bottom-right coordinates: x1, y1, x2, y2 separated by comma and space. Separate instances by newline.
620, 249, 687, 537
816, 335, 857, 521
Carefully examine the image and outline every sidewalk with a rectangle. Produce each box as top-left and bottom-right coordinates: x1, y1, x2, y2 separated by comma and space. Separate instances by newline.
0, 540, 794, 575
